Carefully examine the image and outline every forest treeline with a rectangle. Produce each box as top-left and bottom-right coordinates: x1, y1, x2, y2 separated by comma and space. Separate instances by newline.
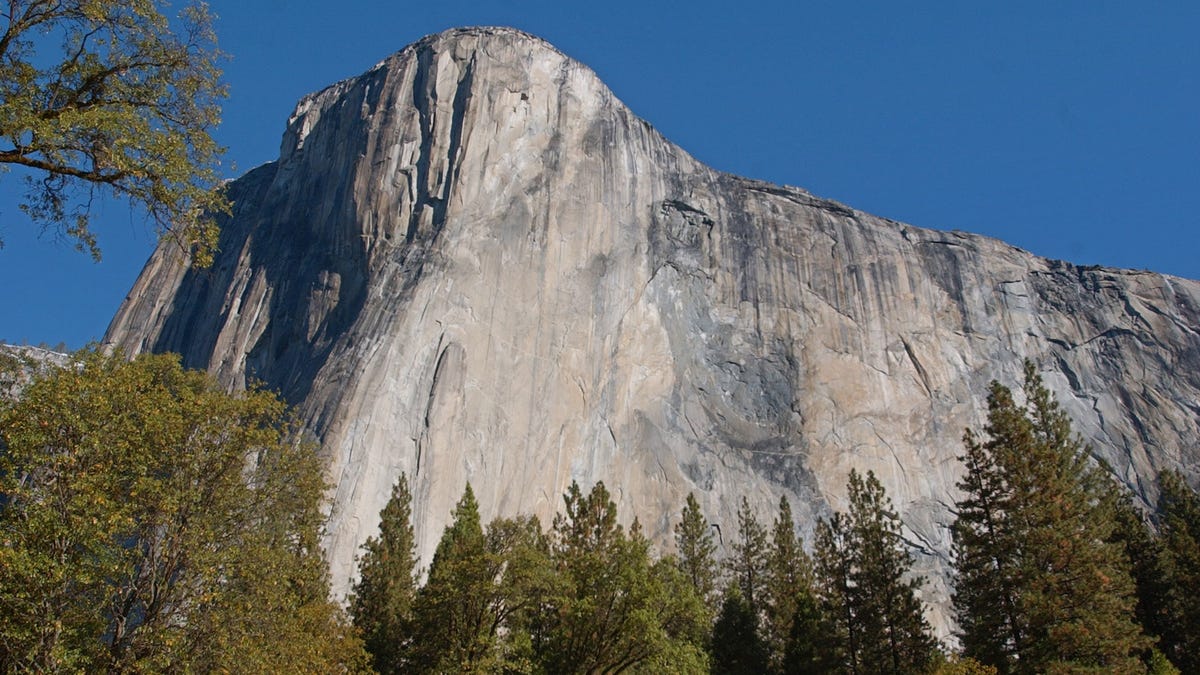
1, 351, 1197, 674
348, 362, 1197, 675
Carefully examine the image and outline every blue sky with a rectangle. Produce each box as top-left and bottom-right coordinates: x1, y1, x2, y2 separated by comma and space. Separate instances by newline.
2, 0, 1197, 349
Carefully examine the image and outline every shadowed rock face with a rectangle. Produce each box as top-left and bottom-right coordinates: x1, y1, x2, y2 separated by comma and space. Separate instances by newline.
104, 27, 1200, 633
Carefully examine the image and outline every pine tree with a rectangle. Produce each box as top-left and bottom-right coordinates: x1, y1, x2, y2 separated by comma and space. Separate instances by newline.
952, 408, 1027, 671
675, 491, 719, 612
951, 362, 1148, 674
812, 471, 936, 674
728, 496, 770, 615
350, 474, 418, 674
1108, 484, 1173, 669
1156, 469, 1200, 672
542, 481, 706, 673
409, 484, 503, 673
781, 588, 828, 675
813, 512, 858, 674
846, 469, 937, 674
764, 495, 818, 672
710, 587, 770, 675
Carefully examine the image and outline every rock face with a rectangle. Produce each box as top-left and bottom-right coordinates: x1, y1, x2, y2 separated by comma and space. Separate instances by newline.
0, 345, 70, 399
104, 27, 1200, 633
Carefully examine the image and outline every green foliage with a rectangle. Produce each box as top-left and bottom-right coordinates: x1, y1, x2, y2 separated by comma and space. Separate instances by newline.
951, 361, 1148, 674
814, 470, 937, 674
710, 587, 769, 675
409, 484, 501, 672
404, 486, 568, 674
764, 495, 817, 672
930, 654, 1000, 675
813, 512, 856, 672
1146, 647, 1180, 675
349, 480, 710, 674
543, 481, 636, 672
780, 587, 828, 675
848, 469, 937, 674
484, 513, 558, 673
727, 496, 770, 615
541, 481, 707, 674
350, 473, 419, 674
674, 491, 718, 612
637, 556, 711, 673
1108, 483, 1175, 672
1155, 469, 1200, 672
0, 0, 228, 263
952, 405, 1027, 669
0, 349, 366, 672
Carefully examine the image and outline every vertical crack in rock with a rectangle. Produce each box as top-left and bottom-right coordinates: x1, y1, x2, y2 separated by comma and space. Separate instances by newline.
417, 336, 466, 477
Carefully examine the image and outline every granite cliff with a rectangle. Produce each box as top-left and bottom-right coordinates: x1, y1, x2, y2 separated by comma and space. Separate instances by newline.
104, 27, 1200, 633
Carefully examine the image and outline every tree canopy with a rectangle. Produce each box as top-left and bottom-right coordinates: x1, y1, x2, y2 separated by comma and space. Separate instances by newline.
675, 492, 718, 607
1154, 469, 1200, 672
350, 473, 419, 674
0, 349, 366, 672
952, 361, 1148, 674
408, 483, 513, 673
710, 587, 769, 675
544, 481, 708, 673
813, 469, 937, 675
0, 0, 228, 263
727, 496, 770, 616
764, 495, 816, 671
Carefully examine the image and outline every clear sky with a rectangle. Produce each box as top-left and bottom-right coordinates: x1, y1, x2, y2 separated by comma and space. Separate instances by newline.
2, 0, 1197, 349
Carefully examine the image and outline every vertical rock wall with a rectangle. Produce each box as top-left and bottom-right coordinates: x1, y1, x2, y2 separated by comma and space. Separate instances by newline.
104, 27, 1200, 634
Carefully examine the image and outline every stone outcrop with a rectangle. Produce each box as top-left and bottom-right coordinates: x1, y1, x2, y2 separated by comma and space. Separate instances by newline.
0, 345, 71, 399
104, 27, 1200, 633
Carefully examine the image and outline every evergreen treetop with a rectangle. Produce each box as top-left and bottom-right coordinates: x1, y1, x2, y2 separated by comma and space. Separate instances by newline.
764, 495, 817, 672
813, 469, 936, 674
1155, 469, 1200, 672
728, 496, 770, 615
951, 361, 1148, 674
675, 491, 719, 609
350, 473, 418, 674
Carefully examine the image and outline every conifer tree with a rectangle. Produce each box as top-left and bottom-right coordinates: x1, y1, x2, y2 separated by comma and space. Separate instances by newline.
813, 470, 936, 674
1156, 469, 1200, 672
350, 474, 418, 674
764, 495, 818, 672
848, 469, 937, 674
813, 512, 858, 674
675, 491, 719, 611
710, 587, 770, 675
409, 484, 502, 673
1108, 484, 1173, 668
781, 586, 828, 675
542, 481, 706, 673
728, 496, 770, 615
952, 417, 1026, 670
951, 362, 1148, 674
